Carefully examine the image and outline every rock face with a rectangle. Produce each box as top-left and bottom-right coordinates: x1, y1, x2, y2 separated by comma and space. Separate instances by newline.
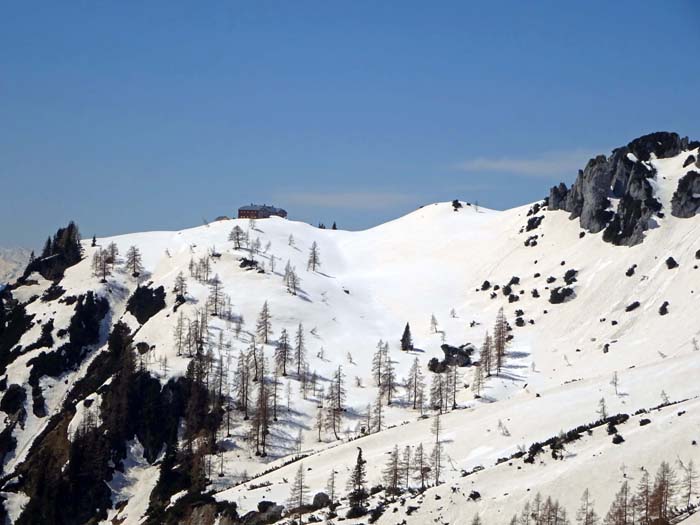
671, 171, 700, 218
548, 132, 698, 246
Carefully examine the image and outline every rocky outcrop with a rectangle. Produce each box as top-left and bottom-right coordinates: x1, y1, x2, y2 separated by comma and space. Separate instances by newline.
548, 132, 696, 246
671, 171, 700, 218
126, 285, 166, 324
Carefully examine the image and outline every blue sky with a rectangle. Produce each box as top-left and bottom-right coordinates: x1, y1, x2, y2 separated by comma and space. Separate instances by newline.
2, 1, 699, 248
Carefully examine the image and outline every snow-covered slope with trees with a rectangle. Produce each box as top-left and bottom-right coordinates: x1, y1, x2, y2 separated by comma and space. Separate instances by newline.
0, 132, 699, 525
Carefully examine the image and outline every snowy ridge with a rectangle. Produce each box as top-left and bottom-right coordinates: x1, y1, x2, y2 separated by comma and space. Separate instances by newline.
1, 146, 699, 524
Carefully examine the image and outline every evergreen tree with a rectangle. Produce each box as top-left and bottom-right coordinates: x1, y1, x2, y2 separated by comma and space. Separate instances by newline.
91, 249, 111, 282
325, 365, 345, 440
372, 387, 384, 433
401, 323, 413, 351
597, 397, 608, 420
576, 488, 599, 525
372, 340, 386, 387
173, 311, 186, 356
430, 372, 447, 413
347, 448, 368, 510
307, 241, 321, 271
481, 332, 493, 377
228, 225, 245, 249
493, 307, 509, 374
252, 356, 271, 456
235, 349, 252, 419
41, 236, 52, 258
381, 352, 397, 405
635, 470, 652, 525
125, 245, 144, 277
256, 300, 272, 344
383, 445, 401, 495
430, 413, 443, 485
413, 443, 427, 491
174, 271, 188, 298
679, 458, 698, 508
471, 364, 484, 397
208, 274, 224, 316
406, 357, 425, 409
604, 481, 631, 525
294, 323, 306, 376
650, 461, 677, 523
287, 463, 309, 514
399, 445, 412, 491
106, 241, 119, 265
275, 328, 291, 376
430, 314, 439, 333
326, 469, 337, 503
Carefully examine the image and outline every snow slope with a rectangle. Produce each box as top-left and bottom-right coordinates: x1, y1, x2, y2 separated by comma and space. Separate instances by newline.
1, 147, 699, 524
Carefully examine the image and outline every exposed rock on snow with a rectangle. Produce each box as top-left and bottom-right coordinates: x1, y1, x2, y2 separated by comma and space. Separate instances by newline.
548, 132, 697, 245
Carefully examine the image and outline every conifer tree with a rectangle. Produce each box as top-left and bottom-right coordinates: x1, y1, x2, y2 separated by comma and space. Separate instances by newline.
307, 241, 321, 271
287, 463, 309, 515
208, 274, 224, 316
326, 469, 337, 503
92, 249, 111, 282
430, 372, 447, 413
431, 412, 443, 486
632, 470, 651, 525
383, 445, 401, 496
174, 271, 188, 298
173, 311, 186, 357
381, 352, 397, 405
651, 461, 677, 522
252, 356, 271, 456
275, 328, 291, 376
294, 323, 306, 376
406, 357, 425, 409
256, 300, 272, 344
471, 364, 484, 397
401, 323, 413, 351
679, 458, 698, 508
413, 443, 427, 491
106, 242, 119, 266
430, 314, 439, 333
235, 349, 251, 420
576, 488, 599, 525
324, 365, 345, 440
125, 245, 144, 277
399, 445, 412, 491
493, 307, 509, 374
372, 340, 386, 387
228, 225, 245, 249
347, 448, 368, 510
481, 332, 493, 377
372, 388, 384, 433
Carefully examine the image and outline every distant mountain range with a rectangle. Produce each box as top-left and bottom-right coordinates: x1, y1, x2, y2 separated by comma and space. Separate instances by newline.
0, 247, 30, 284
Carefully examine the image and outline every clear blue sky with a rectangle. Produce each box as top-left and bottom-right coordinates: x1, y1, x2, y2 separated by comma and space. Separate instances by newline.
2, 1, 699, 248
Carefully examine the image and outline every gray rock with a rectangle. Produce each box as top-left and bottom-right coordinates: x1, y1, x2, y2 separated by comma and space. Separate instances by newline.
548, 182, 569, 210
547, 132, 689, 246
312, 492, 332, 509
671, 171, 700, 218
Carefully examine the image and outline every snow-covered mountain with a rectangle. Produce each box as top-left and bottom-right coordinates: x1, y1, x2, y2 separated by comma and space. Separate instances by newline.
0, 248, 30, 286
0, 132, 699, 525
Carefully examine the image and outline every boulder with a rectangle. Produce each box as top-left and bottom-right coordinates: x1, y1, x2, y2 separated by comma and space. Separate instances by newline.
670, 171, 700, 218
312, 492, 332, 509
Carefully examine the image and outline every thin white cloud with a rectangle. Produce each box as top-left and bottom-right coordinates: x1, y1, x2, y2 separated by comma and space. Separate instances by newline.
454, 149, 599, 178
278, 191, 417, 210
